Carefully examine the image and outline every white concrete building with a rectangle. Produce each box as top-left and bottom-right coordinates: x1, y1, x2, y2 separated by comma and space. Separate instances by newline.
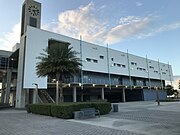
0, 0, 173, 108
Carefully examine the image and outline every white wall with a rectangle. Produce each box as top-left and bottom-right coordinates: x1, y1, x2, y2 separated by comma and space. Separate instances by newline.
23, 26, 173, 88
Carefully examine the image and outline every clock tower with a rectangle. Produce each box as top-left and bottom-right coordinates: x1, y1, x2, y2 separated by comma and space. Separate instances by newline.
16, 0, 41, 109
21, 0, 41, 36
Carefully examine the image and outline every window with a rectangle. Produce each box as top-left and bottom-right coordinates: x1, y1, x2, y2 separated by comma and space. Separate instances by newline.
118, 77, 123, 85
122, 65, 126, 68
100, 55, 104, 59
133, 79, 137, 86
86, 58, 91, 62
149, 66, 154, 69
131, 62, 137, 66
30, 17, 37, 27
111, 58, 114, 61
117, 64, 121, 67
154, 71, 158, 73
162, 72, 166, 75
93, 59, 98, 63
113, 63, 116, 66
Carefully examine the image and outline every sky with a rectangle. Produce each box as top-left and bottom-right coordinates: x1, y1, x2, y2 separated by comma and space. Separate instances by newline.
0, 0, 180, 75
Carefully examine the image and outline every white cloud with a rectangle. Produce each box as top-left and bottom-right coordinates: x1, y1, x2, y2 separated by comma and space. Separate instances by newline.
105, 16, 150, 43
0, 22, 20, 51
52, 2, 108, 44
137, 22, 180, 39
136, 2, 143, 6
48, 2, 150, 45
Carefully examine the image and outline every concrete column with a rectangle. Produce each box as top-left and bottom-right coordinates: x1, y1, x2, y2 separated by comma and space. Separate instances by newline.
12, 91, 16, 107
32, 89, 36, 104
101, 88, 105, 100
15, 36, 27, 109
32, 84, 38, 104
15, 82, 26, 109
5, 69, 12, 104
1, 78, 6, 103
122, 88, 126, 102
73, 87, 77, 102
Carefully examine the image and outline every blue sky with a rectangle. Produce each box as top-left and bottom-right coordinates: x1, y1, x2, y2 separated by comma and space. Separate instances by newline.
0, 0, 180, 75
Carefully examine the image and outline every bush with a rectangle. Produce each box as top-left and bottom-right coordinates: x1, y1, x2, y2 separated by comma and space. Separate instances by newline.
28, 102, 112, 119
91, 102, 112, 115
0, 103, 10, 110
29, 104, 51, 116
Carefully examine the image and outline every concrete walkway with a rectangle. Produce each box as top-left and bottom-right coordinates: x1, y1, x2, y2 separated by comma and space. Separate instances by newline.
69, 101, 180, 135
0, 101, 180, 135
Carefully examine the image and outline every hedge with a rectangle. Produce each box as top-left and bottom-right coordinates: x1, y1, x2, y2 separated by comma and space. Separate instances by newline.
28, 102, 112, 119
0, 103, 10, 110
29, 104, 51, 116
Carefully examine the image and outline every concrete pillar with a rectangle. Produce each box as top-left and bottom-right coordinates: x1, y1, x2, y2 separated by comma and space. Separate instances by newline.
1, 89, 5, 103
15, 90, 26, 109
12, 91, 16, 107
32, 89, 36, 104
73, 87, 77, 102
5, 69, 12, 104
1, 78, 6, 103
32, 84, 38, 104
101, 88, 105, 100
122, 88, 126, 102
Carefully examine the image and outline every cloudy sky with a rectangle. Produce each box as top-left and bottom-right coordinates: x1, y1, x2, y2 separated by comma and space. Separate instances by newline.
0, 0, 180, 75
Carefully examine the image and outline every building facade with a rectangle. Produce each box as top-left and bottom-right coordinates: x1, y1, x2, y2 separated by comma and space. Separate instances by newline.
0, 0, 173, 108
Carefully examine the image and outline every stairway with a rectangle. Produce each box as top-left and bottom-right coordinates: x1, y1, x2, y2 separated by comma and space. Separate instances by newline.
38, 90, 55, 103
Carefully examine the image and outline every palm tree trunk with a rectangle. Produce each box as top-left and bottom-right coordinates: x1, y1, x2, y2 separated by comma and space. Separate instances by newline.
59, 80, 64, 102
56, 80, 59, 104
56, 73, 60, 104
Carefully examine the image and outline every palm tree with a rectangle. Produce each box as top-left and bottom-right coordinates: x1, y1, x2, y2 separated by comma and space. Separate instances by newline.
36, 40, 81, 104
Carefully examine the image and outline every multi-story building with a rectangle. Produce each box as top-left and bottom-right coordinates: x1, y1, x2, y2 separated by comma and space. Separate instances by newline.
0, 0, 173, 108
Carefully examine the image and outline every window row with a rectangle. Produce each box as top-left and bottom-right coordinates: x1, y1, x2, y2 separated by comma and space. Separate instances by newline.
86, 58, 98, 63
131, 62, 137, 66
137, 67, 146, 71
113, 63, 126, 68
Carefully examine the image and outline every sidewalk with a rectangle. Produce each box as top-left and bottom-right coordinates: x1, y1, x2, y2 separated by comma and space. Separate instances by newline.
0, 101, 180, 135
69, 101, 180, 135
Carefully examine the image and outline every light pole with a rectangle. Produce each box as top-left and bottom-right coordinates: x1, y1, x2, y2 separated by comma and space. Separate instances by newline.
155, 86, 160, 106
32, 83, 38, 104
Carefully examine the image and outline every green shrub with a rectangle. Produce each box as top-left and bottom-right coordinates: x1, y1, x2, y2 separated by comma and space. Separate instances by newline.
29, 104, 51, 116
28, 102, 112, 119
91, 102, 112, 115
0, 103, 10, 110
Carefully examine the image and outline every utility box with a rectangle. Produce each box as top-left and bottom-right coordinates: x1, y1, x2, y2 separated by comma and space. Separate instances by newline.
113, 104, 118, 112
74, 111, 84, 119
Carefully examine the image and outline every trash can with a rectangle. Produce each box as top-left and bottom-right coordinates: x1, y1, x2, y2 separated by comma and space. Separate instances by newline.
113, 104, 118, 112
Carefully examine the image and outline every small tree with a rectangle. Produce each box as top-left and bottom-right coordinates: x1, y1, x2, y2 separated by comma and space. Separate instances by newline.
166, 85, 174, 96
36, 40, 81, 104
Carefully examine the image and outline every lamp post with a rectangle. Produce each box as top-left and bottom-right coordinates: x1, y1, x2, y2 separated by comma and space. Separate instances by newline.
32, 83, 38, 104
155, 86, 160, 106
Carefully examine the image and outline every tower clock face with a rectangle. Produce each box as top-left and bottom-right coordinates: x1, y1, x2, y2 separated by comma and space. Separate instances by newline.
28, 5, 40, 16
